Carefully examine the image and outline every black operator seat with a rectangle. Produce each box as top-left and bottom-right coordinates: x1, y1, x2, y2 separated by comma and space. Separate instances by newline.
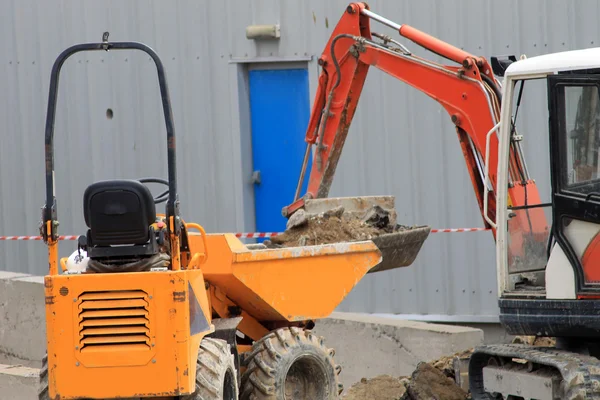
83, 179, 158, 258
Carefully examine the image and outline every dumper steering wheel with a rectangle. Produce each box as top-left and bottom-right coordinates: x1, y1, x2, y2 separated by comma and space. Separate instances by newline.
138, 178, 169, 204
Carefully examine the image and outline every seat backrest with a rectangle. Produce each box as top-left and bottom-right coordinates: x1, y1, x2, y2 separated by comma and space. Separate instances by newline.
83, 180, 156, 247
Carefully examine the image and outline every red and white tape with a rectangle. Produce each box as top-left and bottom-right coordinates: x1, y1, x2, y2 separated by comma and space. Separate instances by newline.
0, 228, 490, 241
430, 228, 490, 233
232, 232, 280, 239
0, 235, 79, 241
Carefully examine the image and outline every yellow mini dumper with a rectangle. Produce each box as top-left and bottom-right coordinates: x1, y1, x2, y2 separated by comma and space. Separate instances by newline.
39, 33, 428, 400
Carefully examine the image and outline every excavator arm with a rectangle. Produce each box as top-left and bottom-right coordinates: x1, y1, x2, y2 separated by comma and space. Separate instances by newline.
282, 3, 548, 262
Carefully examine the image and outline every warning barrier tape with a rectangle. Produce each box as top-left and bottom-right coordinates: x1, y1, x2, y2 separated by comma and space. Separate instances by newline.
430, 228, 490, 233
0, 235, 78, 241
0, 228, 491, 241
233, 232, 280, 238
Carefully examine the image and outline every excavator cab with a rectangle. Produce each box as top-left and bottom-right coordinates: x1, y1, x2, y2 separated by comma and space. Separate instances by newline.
38, 33, 238, 400
469, 53, 600, 398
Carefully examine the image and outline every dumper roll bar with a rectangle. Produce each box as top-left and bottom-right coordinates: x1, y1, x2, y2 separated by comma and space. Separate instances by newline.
41, 32, 179, 242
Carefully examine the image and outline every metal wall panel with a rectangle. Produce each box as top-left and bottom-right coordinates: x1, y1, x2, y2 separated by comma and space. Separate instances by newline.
0, 0, 597, 321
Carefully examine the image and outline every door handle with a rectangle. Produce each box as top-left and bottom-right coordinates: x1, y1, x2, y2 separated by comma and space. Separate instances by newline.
252, 170, 261, 185
586, 192, 600, 202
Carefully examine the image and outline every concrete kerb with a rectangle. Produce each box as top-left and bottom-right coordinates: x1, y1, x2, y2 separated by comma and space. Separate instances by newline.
0, 363, 40, 399
312, 311, 484, 389
0, 271, 46, 367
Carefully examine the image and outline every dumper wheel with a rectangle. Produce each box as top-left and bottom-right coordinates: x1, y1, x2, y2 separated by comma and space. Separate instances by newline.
240, 327, 342, 400
38, 353, 49, 400
181, 337, 239, 400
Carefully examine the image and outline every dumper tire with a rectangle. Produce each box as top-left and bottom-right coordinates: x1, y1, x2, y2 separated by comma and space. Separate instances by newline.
38, 353, 50, 400
181, 337, 239, 400
240, 327, 343, 400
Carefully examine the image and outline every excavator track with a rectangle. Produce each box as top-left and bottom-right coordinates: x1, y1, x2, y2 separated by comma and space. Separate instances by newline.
470, 344, 600, 399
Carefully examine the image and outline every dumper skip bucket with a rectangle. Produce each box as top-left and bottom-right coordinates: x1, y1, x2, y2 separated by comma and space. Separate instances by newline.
195, 234, 382, 322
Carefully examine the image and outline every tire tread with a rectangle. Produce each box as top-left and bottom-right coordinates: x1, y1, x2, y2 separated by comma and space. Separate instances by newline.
240, 328, 342, 400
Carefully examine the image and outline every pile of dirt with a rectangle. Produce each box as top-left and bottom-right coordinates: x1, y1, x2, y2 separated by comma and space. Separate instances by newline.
512, 335, 556, 347
266, 205, 411, 248
342, 375, 408, 400
343, 337, 558, 399
405, 362, 469, 400
343, 349, 472, 400
430, 348, 474, 381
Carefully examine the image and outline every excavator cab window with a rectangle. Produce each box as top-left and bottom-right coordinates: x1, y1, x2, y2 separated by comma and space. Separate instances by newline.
549, 75, 600, 290
561, 85, 600, 190
504, 78, 553, 287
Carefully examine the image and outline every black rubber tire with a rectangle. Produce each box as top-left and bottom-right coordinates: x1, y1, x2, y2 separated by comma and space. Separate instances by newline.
38, 353, 50, 400
181, 337, 239, 400
240, 327, 342, 400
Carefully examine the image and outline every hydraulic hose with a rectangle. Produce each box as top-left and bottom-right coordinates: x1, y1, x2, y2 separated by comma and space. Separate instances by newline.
315, 33, 359, 168
481, 74, 502, 104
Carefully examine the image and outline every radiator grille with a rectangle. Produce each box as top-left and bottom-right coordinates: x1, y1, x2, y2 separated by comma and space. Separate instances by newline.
77, 290, 151, 352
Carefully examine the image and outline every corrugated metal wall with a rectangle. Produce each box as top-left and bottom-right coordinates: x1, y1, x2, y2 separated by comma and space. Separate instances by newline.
0, 0, 596, 321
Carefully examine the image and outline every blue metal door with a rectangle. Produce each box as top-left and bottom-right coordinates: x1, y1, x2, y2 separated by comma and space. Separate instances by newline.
248, 68, 311, 233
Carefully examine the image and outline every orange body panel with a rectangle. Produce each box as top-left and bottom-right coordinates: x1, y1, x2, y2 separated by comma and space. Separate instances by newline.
582, 232, 600, 285
210, 285, 270, 342
44, 269, 212, 400
190, 233, 382, 323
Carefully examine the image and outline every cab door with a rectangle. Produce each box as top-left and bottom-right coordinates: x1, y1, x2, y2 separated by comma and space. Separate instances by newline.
548, 74, 600, 294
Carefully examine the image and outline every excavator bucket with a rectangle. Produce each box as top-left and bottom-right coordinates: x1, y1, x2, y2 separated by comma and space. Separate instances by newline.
368, 226, 431, 273
300, 196, 431, 273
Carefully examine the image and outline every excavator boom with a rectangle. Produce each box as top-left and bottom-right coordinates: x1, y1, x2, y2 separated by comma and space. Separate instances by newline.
282, 3, 548, 264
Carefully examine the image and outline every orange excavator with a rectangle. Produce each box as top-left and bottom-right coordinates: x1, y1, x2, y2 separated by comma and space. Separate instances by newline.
283, 2, 600, 398
281, 2, 549, 272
